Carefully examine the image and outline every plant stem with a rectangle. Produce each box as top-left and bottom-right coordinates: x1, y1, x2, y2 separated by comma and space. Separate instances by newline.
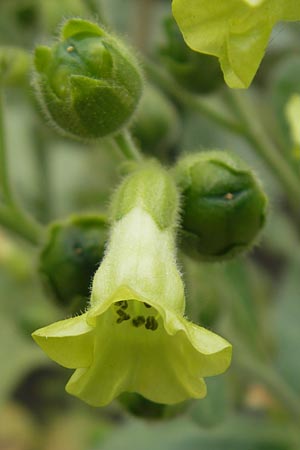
227, 90, 300, 212
0, 205, 44, 245
0, 89, 14, 206
145, 60, 244, 136
0, 89, 44, 245
113, 130, 143, 162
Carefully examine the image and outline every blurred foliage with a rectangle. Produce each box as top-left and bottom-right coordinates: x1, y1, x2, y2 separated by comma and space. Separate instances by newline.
1, 1, 300, 450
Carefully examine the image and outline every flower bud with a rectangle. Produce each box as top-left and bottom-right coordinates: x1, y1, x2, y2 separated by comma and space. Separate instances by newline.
174, 151, 267, 261
39, 214, 108, 313
159, 17, 223, 94
132, 84, 180, 158
33, 18, 143, 140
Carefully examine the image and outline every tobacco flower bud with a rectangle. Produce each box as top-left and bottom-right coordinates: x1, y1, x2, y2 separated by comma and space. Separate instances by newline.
33, 18, 143, 140
39, 214, 108, 314
174, 151, 267, 261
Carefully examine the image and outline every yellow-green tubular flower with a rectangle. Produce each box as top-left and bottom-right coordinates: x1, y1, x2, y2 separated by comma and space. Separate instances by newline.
174, 151, 268, 261
32, 162, 231, 407
32, 18, 143, 140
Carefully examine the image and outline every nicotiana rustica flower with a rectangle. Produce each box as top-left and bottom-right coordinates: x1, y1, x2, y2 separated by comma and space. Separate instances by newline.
32, 162, 232, 406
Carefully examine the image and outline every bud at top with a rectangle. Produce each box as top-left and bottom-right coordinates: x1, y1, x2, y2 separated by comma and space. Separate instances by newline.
33, 18, 143, 140
39, 214, 108, 314
159, 17, 223, 94
174, 151, 268, 261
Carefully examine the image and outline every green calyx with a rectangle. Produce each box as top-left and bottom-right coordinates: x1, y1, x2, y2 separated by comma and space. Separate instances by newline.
39, 214, 108, 314
174, 151, 268, 261
110, 161, 179, 230
33, 18, 143, 140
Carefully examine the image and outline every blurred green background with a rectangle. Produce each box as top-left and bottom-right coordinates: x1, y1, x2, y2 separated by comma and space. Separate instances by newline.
1, 0, 300, 449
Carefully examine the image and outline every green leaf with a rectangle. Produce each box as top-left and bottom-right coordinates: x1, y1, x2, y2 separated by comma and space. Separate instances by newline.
172, 0, 300, 88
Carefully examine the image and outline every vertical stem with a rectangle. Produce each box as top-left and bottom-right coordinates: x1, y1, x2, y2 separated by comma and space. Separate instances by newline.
0, 89, 14, 206
114, 130, 143, 162
32, 126, 52, 222
0, 89, 44, 245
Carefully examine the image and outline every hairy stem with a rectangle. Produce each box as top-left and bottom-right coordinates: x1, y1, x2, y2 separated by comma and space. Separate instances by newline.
0, 204, 44, 245
0, 89, 14, 206
114, 130, 143, 162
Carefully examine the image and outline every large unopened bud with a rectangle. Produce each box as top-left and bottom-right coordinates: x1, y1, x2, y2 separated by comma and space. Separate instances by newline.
174, 151, 268, 261
33, 18, 143, 140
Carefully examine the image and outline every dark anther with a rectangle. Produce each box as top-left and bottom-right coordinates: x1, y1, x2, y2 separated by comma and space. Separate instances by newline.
116, 309, 130, 321
116, 314, 130, 324
132, 316, 145, 327
145, 316, 158, 331
115, 300, 128, 309
144, 302, 151, 309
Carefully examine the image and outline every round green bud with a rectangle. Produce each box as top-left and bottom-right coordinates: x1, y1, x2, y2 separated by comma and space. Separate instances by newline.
159, 17, 223, 94
39, 214, 108, 313
132, 84, 180, 158
174, 151, 268, 261
0, 46, 30, 86
33, 18, 143, 140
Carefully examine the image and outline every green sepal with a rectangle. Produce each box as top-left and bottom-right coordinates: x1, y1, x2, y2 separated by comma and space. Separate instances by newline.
34, 46, 52, 74
61, 18, 105, 40
70, 75, 134, 138
111, 162, 179, 230
174, 151, 268, 261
